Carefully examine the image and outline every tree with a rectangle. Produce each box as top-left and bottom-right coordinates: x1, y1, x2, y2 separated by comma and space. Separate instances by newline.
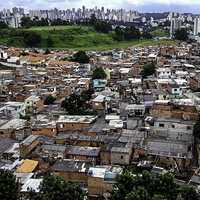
89, 14, 112, 33
111, 170, 200, 200
94, 21, 112, 33
71, 51, 90, 64
51, 18, 70, 26
46, 36, 54, 48
89, 14, 111, 33
142, 31, 153, 39
21, 17, 33, 28
23, 31, 42, 47
114, 26, 125, 41
152, 194, 167, 200
0, 21, 8, 29
61, 89, 94, 115
40, 174, 85, 200
22, 189, 41, 200
21, 16, 49, 28
174, 28, 188, 41
81, 88, 94, 102
61, 93, 81, 114
89, 14, 97, 26
179, 186, 200, 200
111, 171, 137, 200
92, 67, 107, 80
0, 170, 19, 200
125, 187, 149, 200
141, 63, 156, 78
113, 26, 141, 41
44, 95, 56, 105
39, 18, 49, 26
124, 26, 141, 40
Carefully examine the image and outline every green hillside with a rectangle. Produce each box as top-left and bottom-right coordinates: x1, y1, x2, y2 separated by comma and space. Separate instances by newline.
0, 25, 176, 50
151, 28, 169, 37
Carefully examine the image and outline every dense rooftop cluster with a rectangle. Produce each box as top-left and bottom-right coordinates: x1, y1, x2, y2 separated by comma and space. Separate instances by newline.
1, 41, 200, 199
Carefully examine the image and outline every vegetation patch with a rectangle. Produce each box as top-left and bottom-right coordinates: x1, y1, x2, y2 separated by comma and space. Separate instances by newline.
0, 25, 177, 50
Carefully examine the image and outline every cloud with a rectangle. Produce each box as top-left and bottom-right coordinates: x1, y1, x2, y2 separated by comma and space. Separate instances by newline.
0, 0, 200, 13
127, 0, 200, 5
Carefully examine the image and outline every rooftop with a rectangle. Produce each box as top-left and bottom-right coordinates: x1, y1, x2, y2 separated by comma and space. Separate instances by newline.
0, 138, 16, 153
92, 95, 105, 103
88, 166, 122, 180
16, 159, 38, 173
0, 119, 27, 130
20, 135, 39, 146
52, 159, 91, 173
147, 139, 191, 159
57, 115, 97, 124
42, 144, 66, 152
26, 95, 41, 102
67, 145, 101, 157
21, 178, 43, 193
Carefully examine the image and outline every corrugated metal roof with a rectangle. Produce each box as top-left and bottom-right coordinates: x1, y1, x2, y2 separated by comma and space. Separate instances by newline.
16, 159, 38, 173
21, 179, 43, 193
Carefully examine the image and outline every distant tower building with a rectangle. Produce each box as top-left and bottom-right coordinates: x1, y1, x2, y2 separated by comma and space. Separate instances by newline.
194, 17, 200, 36
82, 5, 85, 18
12, 7, 18, 15
8, 14, 21, 28
19, 8, 24, 15
142, 17, 146, 23
187, 15, 193, 22
168, 12, 173, 21
170, 18, 181, 38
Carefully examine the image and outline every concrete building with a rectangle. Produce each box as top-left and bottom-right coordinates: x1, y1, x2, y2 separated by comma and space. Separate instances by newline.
88, 166, 122, 198
170, 18, 181, 38
194, 17, 200, 36
52, 159, 91, 184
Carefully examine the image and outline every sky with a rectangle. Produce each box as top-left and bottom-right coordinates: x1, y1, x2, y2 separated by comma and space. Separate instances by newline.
1, 0, 200, 13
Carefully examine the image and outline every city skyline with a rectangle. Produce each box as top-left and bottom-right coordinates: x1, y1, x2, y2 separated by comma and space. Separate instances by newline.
1, 0, 200, 13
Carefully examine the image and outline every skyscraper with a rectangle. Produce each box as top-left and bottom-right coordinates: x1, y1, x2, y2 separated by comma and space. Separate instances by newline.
194, 17, 200, 36
170, 18, 181, 38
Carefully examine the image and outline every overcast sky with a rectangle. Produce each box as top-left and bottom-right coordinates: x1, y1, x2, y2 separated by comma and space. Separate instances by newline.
1, 0, 200, 13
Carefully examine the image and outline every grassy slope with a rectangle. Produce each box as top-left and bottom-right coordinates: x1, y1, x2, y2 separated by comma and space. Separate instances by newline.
151, 28, 169, 37
0, 25, 176, 50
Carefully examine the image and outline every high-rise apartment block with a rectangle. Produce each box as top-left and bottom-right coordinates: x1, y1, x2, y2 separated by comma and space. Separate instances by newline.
170, 18, 182, 38
194, 17, 200, 36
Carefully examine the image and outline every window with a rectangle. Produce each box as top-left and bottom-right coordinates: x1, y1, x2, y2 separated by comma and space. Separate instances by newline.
159, 123, 164, 128
187, 126, 191, 130
121, 155, 124, 159
171, 124, 175, 128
